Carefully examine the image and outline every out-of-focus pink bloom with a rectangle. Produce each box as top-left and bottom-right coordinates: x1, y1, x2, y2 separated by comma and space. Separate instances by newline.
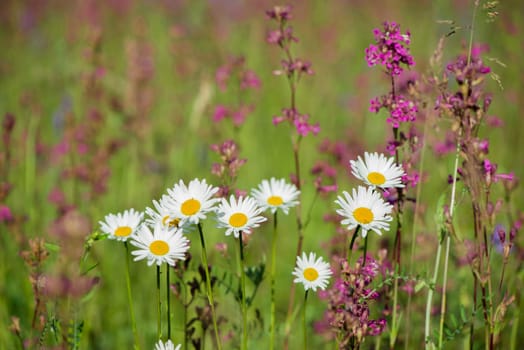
240, 70, 261, 90
0, 205, 13, 223
213, 105, 229, 123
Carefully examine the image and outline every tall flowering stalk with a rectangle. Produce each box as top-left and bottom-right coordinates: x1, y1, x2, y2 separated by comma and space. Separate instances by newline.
252, 178, 300, 349
216, 195, 267, 350
365, 22, 416, 347
265, 6, 318, 346
99, 209, 143, 349
292, 252, 332, 350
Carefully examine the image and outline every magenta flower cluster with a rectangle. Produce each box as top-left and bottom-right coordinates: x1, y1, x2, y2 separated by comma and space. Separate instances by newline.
266, 5, 319, 137
365, 21, 415, 76
316, 256, 387, 346
272, 108, 320, 137
370, 94, 418, 128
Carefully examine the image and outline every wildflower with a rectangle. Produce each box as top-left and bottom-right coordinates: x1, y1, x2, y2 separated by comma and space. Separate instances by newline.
166, 179, 219, 225
154, 339, 181, 350
350, 152, 405, 189
292, 252, 332, 292
365, 21, 414, 76
216, 195, 267, 238
251, 178, 300, 215
0, 204, 13, 223
99, 208, 143, 242
335, 186, 393, 237
130, 223, 189, 266
145, 195, 183, 230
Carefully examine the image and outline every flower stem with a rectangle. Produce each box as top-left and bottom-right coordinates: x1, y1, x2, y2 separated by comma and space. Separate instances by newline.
166, 264, 171, 340
270, 212, 279, 350
347, 226, 361, 266
362, 235, 368, 267
124, 242, 140, 350
197, 223, 222, 350
239, 233, 248, 350
303, 290, 309, 350
157, 264, 162, 340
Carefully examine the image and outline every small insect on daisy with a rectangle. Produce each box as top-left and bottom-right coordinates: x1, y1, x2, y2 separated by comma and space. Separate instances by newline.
155, 339, 181, 350
251, 177, 300, 215
145, 195, 188, 232
166, 178, 219, 226
216, 195, 267, 238
350, 152, 405, 189
335, 186, 393, 237
292, 252, 332, 292
99, 208, 143, 242
130, 223, 190, 266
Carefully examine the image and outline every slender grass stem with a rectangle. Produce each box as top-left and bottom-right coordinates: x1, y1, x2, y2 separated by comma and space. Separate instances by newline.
438, 234, 451, 348
157, 265, 162, 340
347, 226, 361, 266
425, 130, 461, 348
124, 242, 140, 350
197, 223, 222, 350
166, 264, 171, 340
239, 233, 248, 350
303, 290, 309, 350
270, 212, 278, 350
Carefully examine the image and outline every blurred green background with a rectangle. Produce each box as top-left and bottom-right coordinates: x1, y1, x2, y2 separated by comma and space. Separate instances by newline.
1, 0, 523, 348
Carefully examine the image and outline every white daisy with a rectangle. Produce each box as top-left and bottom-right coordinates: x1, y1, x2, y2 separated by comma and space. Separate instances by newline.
350, 152, 405, 189
166, 179, 219, 225
292, 252, 332, 292
216, 195, 267, 238
130, 223, 189, 266
334, 186, 393, 237
154, 339, 181, 350
99, 208, 143, 242
145, 195, 191, 232
251, 177, 300, 215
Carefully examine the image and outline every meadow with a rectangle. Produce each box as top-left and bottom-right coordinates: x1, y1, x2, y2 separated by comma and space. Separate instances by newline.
1, 0, 523, 349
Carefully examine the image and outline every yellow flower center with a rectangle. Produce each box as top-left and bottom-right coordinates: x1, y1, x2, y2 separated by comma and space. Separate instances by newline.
114, 226, 132, 237
367, 171, 386, 185
229, 213, 248, 228
267, 195, 284, 206
149, 240, 169, 256
353, 207, 374, 224
181, 198, 201, 216
303, 267, 319, 282
162, 215, 180, 228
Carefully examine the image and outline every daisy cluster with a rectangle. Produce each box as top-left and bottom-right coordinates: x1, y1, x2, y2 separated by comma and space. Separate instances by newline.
335, 152, 405, 238
98, 178, 303, 265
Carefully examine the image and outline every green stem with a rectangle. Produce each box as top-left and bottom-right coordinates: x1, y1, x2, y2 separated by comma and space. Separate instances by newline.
157, 265, 162, 340
124, 243, 140, 350
270, 212, 278, 350
347, 226, 361, 266
239, 233, 248, 350
197, 223, 222, 350
405, 103, 430, 350
425, 131, 461, 349
166, 264, 171, 340
362, 235, 368, 267
303, 290, 309, 350
438, 234, 451, 349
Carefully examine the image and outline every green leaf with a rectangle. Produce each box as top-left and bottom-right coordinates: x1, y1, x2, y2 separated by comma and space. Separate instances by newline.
44, 242, 60, 253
